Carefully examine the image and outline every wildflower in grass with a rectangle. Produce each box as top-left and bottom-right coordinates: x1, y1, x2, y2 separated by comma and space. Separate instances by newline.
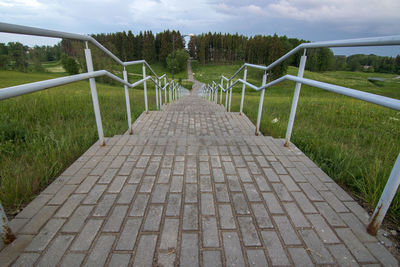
272, 118, 279, 124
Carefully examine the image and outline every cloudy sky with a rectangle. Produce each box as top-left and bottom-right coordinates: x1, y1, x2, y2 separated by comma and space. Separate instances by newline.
1, 0, 399, 55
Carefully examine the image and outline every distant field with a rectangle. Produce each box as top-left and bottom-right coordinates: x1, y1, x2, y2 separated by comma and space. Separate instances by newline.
194, 62, 400, 223
0, 70, 160, 214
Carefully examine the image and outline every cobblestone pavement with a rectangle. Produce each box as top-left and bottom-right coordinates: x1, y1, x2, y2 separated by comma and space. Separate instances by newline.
1, 94, 398, 266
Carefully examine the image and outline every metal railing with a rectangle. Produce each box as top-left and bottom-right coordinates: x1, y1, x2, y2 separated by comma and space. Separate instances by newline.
0, 22, 184, 146
204, 35, 400, 235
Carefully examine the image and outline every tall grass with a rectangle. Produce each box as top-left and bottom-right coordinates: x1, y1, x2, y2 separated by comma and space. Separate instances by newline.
195, 63, 400, 223
0, 71, 158, 213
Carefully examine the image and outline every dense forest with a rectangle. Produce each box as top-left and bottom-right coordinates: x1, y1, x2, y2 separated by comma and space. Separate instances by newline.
1, 30, 399, 78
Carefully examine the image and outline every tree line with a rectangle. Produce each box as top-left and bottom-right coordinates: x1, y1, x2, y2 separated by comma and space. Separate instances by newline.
1, 30, 399, 77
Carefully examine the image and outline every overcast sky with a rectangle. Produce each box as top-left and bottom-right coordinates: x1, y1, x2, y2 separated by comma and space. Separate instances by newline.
1, 0, 399, 56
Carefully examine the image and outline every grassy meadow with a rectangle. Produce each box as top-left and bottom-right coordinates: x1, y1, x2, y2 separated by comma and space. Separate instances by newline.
0, 69, 162, 214
193, 62, 400, 223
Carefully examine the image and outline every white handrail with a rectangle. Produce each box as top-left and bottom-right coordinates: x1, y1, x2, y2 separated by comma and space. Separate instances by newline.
207, 34, 400, 236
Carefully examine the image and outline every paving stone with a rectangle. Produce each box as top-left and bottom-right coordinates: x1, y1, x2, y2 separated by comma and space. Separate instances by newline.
238, 216, 261, 246
299, 183, 323, 201
166, 193, 182, 216
227, 175, 242, 192
170, 175, 184, 192
93, 194, 117, 217
180, 233, 199, 267
218, 204, 236, 229
62, 205, 93, 233
160, 218, 179, 249
128, 168, 144, 184
83, 184, 107, 204
272, 183, 292, 201
327, 244, 358, 267
246, 249, 268, 267
340, 213, 376, 242
199, 175, 212, 192
117, 184, 137, 204
292, 191, 317, 214
202, 251, 222, 267
201, 193, 215, 215
12, 253, 40, 267
103, 205, 128, 232
151, 184, 169, 203
300, 229, 335, 264
116, 218, 142, 250
261, 231, 290, 266
48, 184, 77, 205
185, 184, 198, 203
200, 161, 211, 175
16, 194, 52, 219
279, 174, 300, 191
143, 205, 163, 231
284, 202, 310, 228
158, 168, 171, 183
139, 176, 156, 193
288, 247, 314, 267
273, 215, 301, 245
26, 218, 65, 252
232, 193, 250, 215
35, 234, 73, 266
365, 242, 398, 267
108, 254, 131, 267
85, 235, 115, 266
60, 253, 86, 267
253, 175, 271, 192
336, 228, 376, 263
70, 219, 103, 251
314, 202, 346, 227
183, 204, 198, 230
307, 214, 339, 243
20, 206, 58, 234
202, 217, 220, 247
133, 235, 158, 267
262, 192, 284, 214
119, 161, 135, 176
222, 232, 245, 266
55, 194, 85, 218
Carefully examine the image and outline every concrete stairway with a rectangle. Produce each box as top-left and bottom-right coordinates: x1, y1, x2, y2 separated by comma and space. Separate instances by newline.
0, 93, 398, 266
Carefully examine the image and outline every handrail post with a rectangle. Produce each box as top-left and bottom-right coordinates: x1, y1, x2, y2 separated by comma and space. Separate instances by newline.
164, 77, 167, 104
1, 202, 15, 248
256, 72, 268, 135
169, 84, 172, 103
367, 152, 400, 235
158, 80, 162, 110
84, 42, 105, 146
142, 63, 149, 114
284, 50, 307, 146
228, 80, 233, 112
155, 78, 159, 110
208, 86, 211, 101
211, 85, 214, 102
240, 66, 248, 115
220, 79, 223, 105
123, 67, 132, 134
225, 82, 229, 109
215, 85, 218, 104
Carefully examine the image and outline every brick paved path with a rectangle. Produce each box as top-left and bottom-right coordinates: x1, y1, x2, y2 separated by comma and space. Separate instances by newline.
1, 90, 398, 266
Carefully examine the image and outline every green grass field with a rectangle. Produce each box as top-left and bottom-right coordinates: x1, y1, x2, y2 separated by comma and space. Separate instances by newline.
194, 62, 400, 223
1, 61, 399, 224
0, 70, 161, 214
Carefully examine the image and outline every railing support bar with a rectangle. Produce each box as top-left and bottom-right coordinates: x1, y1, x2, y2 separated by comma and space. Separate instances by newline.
155, 78, 159, 110
228, 80, 233, 112
256, 72, 267, 135
164, 77, 167, 104
123, 68, 132, 134
0, 202, 15, 248
225, 82, 229, 109
142, 63, 149, 113
84, 45, 105, 146
159, 80, 162, 108
220, 79, 223, 105
240, 66, 247, 115
284, 50, 307, 146
367, 153, 400, 235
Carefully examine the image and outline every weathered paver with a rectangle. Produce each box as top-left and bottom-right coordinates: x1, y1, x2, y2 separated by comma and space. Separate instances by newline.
1, 78, 398, 266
